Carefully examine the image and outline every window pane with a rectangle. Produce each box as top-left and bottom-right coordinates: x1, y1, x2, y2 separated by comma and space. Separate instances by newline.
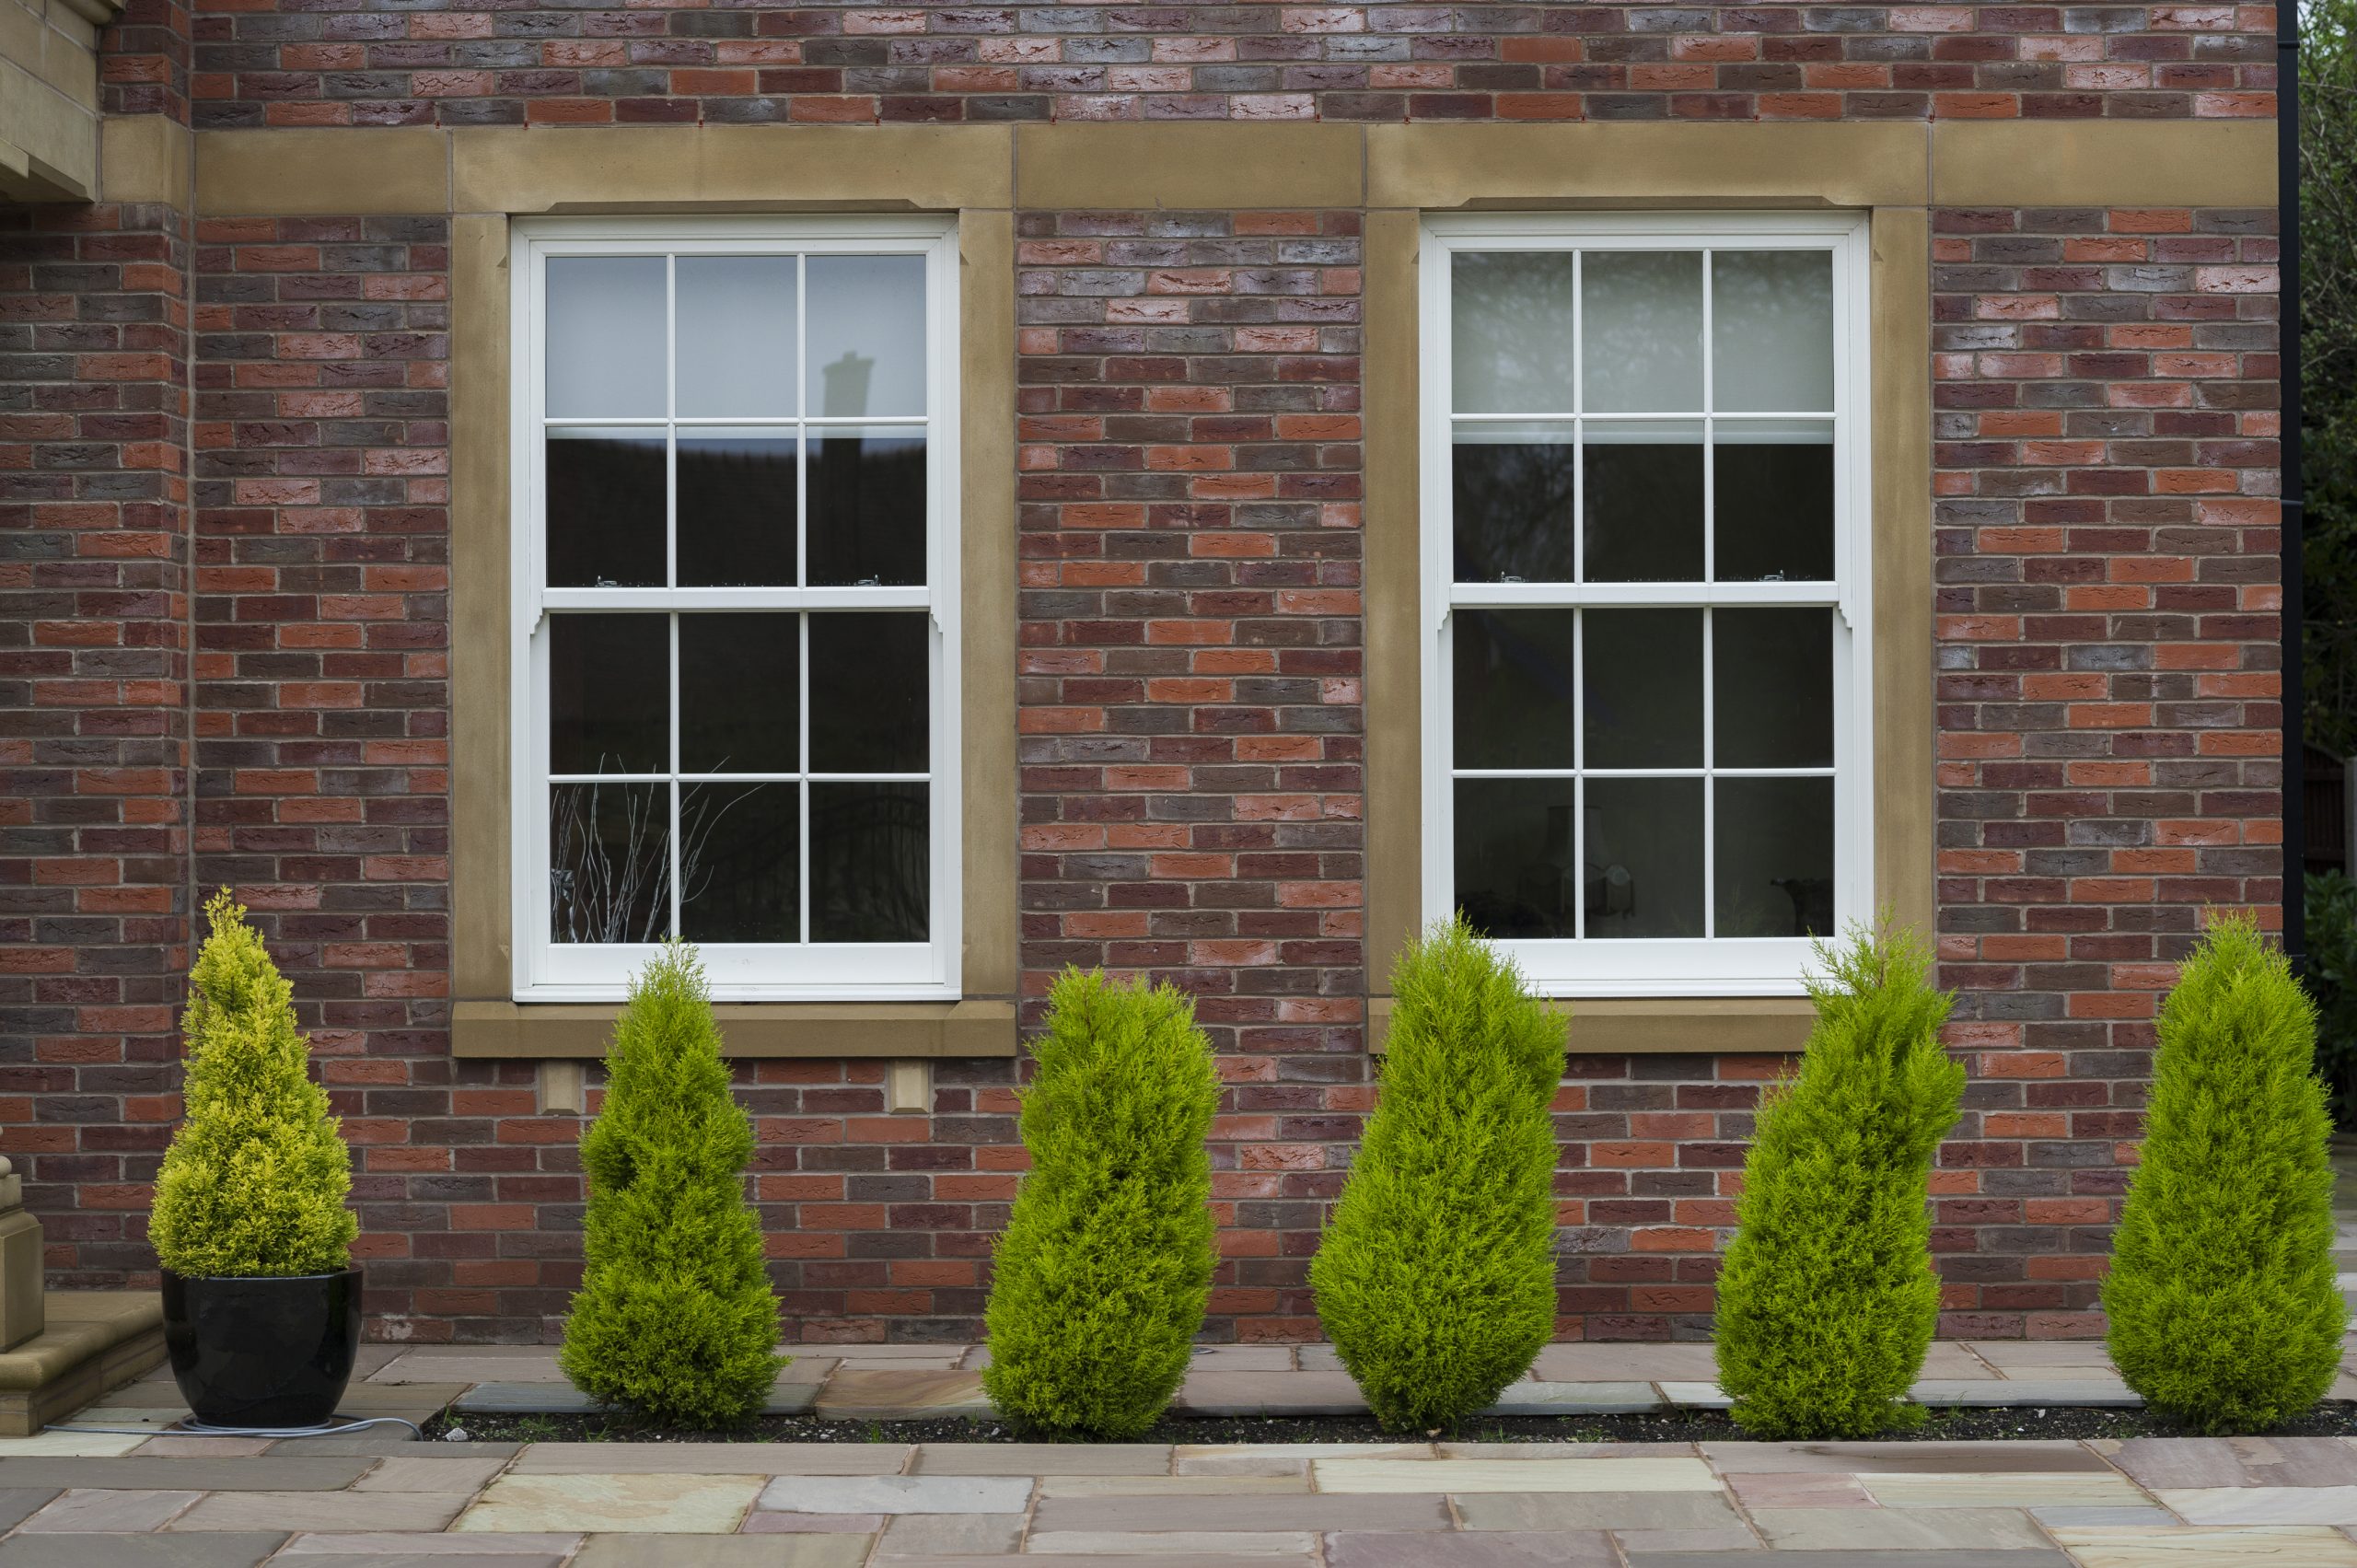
1452, 426, 1575, 585
1583, 250, 1702, 413
1585, 610, 1701, 769
1585, 777, 1703, 939
1714, 427, 1834, 583
678, 434, 796, 587
807, 430, 925, 587
1713, 250, 1834, 413
546, 257, 667, 420
550, 614, 668, 775
810, 782, 929, 940
807, 254, 926, 419
1584, 421, 1701, 582
680, 782, 799, 942
676, 256, 796, 419
1715, 610, 1832, 768
809, 613, 928, 773
550, 781, 669, 944
1451, 251, 1576, 415
680, 613, 799, 774
1453, 610, 1574, 770
1455, 778, 1577, 939
1715, 776, 1834, 937
546, 429, 665, 588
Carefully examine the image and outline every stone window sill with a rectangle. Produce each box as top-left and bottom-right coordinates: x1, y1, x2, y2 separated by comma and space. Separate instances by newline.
1368, 995, 1813, 1055
449, 999, 1018, 1059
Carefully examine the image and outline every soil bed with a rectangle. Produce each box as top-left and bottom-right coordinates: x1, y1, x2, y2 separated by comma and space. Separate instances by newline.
424, 1402, 2357, 1446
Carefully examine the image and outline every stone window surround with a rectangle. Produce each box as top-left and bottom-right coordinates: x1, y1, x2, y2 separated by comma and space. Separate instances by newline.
148, 118, 2278, 1058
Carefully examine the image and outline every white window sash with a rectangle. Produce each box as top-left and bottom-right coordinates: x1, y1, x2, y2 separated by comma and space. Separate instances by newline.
508, 216, 962, 1002
1418, 212, 1875, 998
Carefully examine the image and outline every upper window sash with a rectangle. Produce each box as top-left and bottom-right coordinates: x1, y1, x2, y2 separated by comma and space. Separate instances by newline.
507, 216, 962, 1004
1417, 213, 1874, 998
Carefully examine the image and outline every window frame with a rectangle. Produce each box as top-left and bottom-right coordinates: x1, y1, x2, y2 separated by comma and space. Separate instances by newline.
507, 214, 963, 1003
1418, 210, 1875, 998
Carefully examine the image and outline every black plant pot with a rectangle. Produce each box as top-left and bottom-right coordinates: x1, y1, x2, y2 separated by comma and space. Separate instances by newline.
160, 1268, 363, 1429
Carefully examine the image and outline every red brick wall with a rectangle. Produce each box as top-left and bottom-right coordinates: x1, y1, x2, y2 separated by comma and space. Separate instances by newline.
188, 5, 2277, 131
0, 199, 193, 1285
1931, 202, 2282, 1336
1016, 207, 1366, 1340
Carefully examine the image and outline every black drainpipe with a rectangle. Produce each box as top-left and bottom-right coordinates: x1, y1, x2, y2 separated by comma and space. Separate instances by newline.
2281, 4, 2307, 971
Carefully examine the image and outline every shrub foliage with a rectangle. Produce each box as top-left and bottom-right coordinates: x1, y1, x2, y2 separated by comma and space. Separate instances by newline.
560, 943, 783, 1428
1310, 917, 1566, 1431
150, 889, 358, 1279
2104, 916, 2344, 1434
1714, 924, 1963, 1441
981, 969, 1221, 1438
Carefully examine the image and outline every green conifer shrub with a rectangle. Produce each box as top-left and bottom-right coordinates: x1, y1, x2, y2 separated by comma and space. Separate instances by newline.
981, 968, 1220, 1438
2103, 915, 2344, 1434
1713, 923, 1963, 1441
150, 889, 358, 1278
1309, 917, 1566, 1432
559, 942, 783, 1428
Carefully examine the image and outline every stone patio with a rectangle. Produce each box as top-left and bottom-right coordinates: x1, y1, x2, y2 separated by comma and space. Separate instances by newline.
5, 1431, 2357, 1564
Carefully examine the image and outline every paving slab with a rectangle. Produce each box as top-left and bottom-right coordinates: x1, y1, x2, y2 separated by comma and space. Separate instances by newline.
2108, 1435, 2357, 1490
2028, 1505, 2177, 1527
273, 1558, 564, 1568
1724, 1472, 1874, 1509
1963, 1341, 2122, 1368
1657, 1383, 1732, 1410
17, 1487, 197, 1531
1323, 1531, 1619, 1566
1453, 1493, 1747, 1533
1857, 1470, 2148, 1508
574, 1538, 868, 1567
0, 1432, 147, 1457
1189, 1347, 1297, 1372
737, 1513, 885, 1533
2048, 1524, 2357, 1564
0, 1534, 288, 1567
370, 1355, 565, 1386
1312, 1456, 1717, 1493
135, 1436, 274, 1458
1482, 1381, 1661, 1415
353, 1456, 513, 1493
810, 1345, 972, 1362
1910, 1378, 2142, 1409
1176, 1370, 1365, 1417
2158, 1485, 2357, 1525
874, 1510, 1024, 1556
509, 1443, 908, 1476
813, 1370, 991, 1421
1030, 1493, 1451, 1533
1748, 1505, 2049, 1551
168, 1490, 473, 1533
1039, 1474, 1308, 1496
0, 1456, 374, 1491
1025, 1531, 1318, 1557
1532, 1345, 1718, 1382
457, 1473, 764, 1534
879, 1559, 1306, 1568
1625, 1556, 2072, 1568
282, 1440, 521, 1459
754, 1473, 1031, 1514
913, 1443, 1170, 1475
1174, 1445, 1432, 1463
1613, 1528, 1760, 1552
275, 1534, 582, 1555
1700, 1440, 2115, 1474
0, 1491, 57, 1531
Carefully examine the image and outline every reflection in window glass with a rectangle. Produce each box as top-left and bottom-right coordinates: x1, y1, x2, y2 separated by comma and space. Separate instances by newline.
1455, 778, 1578, 940
1453, 610, 1575, 770
551, 781, 669, 944
1715, 777, 1834, 937
1713, 250, 1834, 413
676, 256, 796, 419
678, 435, 797, 587
546, 257, 667, 420
808, 432, 926, 587
807, 255, 926, 418
550, 614, 668, 775
681, 782, 800, 943
1452, 429, 1575, 583
680, 614, 799, 774
810, 613, 929, 773
1452, 251, 1576, 414
1585, 610, 1701, 770
811, 783, 929, 940
546, 430, 665, 588
1584, 424, 1702, 582
1714, 433, 1834, 583
1584, 250, 1702, 412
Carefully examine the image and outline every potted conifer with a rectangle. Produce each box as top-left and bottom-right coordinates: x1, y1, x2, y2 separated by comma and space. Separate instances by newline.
150, 889, 361, 1429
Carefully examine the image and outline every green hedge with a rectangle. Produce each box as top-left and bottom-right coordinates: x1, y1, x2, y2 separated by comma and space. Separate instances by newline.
1713, 924, 1963, 1440
1310, 917, 1565, 1432
2104, 916, 2343, 1434
559, 943, 783, 1428
981, 969, 1220, 1438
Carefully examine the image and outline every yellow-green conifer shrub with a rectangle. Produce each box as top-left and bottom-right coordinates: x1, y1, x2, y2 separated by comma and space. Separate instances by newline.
150, 889, 357, 1278
2103, 916, 2343, 1434
559, 943, 783, 1428
1714, 924, 1963, 1440
1310, 918, 1566, 1432
981, 969, 1220, 1438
